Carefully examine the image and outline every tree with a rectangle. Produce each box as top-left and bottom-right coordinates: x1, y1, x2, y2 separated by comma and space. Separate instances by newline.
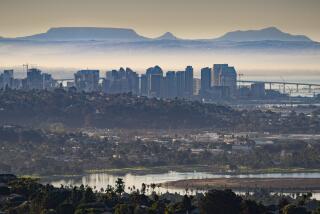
240, 200, 266, 214
141, 183, 146, 195
199, 189, 242, 214
182, 195, 192, 212
282, 204, 308, 214
82, 187, 96, 203
57, 203, 75, 214
115, 178, 125, 195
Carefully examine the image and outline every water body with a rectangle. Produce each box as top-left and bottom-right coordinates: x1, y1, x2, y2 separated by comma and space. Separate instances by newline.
45, 171, 320, 197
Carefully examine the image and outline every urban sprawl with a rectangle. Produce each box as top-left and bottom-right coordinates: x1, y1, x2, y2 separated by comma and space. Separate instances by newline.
0, 64, 292, 100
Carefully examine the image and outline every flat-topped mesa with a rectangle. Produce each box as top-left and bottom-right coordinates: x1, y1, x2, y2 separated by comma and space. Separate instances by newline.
18, 27, 147, 41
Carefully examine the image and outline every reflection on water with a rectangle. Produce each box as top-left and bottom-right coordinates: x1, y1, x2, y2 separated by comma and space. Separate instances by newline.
44, 171, 320, 198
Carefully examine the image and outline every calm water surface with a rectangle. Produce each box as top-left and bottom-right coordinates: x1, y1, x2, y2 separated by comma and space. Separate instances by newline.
44, 171, 320, 198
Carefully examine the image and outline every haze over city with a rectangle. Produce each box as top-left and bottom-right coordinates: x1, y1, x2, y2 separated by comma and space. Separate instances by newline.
1, 1, 320, 214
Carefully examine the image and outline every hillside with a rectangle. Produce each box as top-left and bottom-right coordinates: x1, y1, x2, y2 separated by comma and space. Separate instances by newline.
0, 90, 319, 132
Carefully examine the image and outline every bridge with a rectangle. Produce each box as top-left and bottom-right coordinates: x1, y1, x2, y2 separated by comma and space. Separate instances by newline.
237, 80, 320, 93
55, 78, 320, 94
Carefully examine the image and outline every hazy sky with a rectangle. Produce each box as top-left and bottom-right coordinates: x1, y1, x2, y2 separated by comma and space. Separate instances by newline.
0, 0, 320, 40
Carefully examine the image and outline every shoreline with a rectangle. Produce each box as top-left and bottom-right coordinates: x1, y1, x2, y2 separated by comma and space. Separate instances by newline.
35, 166, 320, 183
164, 178, 320, 192
23, 166, 320, 180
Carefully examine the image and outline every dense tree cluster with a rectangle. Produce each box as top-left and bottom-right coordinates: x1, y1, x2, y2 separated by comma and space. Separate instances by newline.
1, 126, 320, 176
1, 175, 318, 214
0, 90, 319, 133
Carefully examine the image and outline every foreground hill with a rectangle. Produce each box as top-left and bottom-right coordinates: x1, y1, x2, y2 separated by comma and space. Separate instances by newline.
0, 90, 319, 132
2, 175, 316, 214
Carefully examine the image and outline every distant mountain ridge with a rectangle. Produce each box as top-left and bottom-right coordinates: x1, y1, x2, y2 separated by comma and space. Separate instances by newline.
16, 27, 147, 41
3, 26, 314, 42
155, 32, 179, 40
215, 27, 311, 42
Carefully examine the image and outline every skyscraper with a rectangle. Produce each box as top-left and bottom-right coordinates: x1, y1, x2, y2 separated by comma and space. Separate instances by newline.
74, 69, 100, 92
126, 68, 139, 95
146, 65, 163, 96
27, 68, 43, 90
104, 67, 139, 94
140, 74, 148, 96
213, 64, 228, 87
150, 74, 162, 97
185, 66, 194, 97
176, 71, 185, 97
200, 67, 212, 96
212, 64, 237, 97
166, 71, 176, 98
0, 70, 13, 89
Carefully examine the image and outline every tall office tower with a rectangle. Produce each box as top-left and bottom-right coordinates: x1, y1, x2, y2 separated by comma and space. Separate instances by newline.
193, 78, 201, 95
212, 64, 237, 97
223, 66, 237, 96
74, 69, 100, 92
200, 67, 212, 95
140, 74, 148, 96
150, 74, 162, 97
160, 76, 168, 98
42, 73, 55, 89
146, 65, 163, 96
176, 71, 185, 97
0, 70, 14, 89
118, 67, 129, 93
166, 71, 176, 98
105, 70, 118, 94
104, 67, 138, 94
185, 66, 194, 97
126, 68, 139, 95
27, 68, 43, 90
213, 64, 228, 86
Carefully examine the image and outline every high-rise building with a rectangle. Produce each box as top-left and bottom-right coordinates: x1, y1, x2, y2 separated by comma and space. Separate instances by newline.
146, 65, 163, 96
213, 64, 228, 86
104, 67, 139, 95
74, 69, 99, 92
176, 71, 185, 97
24, 68, 56, 90
140, 74, 148, 96
160, 76, 168, 98
126, 68, 139, 95
185, 66, 194, 97
0, 70, 13, 89
42, 73, 55, 89
166, 71, 176, 98
27, 68, 42, 90
150, 74, 162, 97
212, 64, 237, 97
200, 67, 212, 96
